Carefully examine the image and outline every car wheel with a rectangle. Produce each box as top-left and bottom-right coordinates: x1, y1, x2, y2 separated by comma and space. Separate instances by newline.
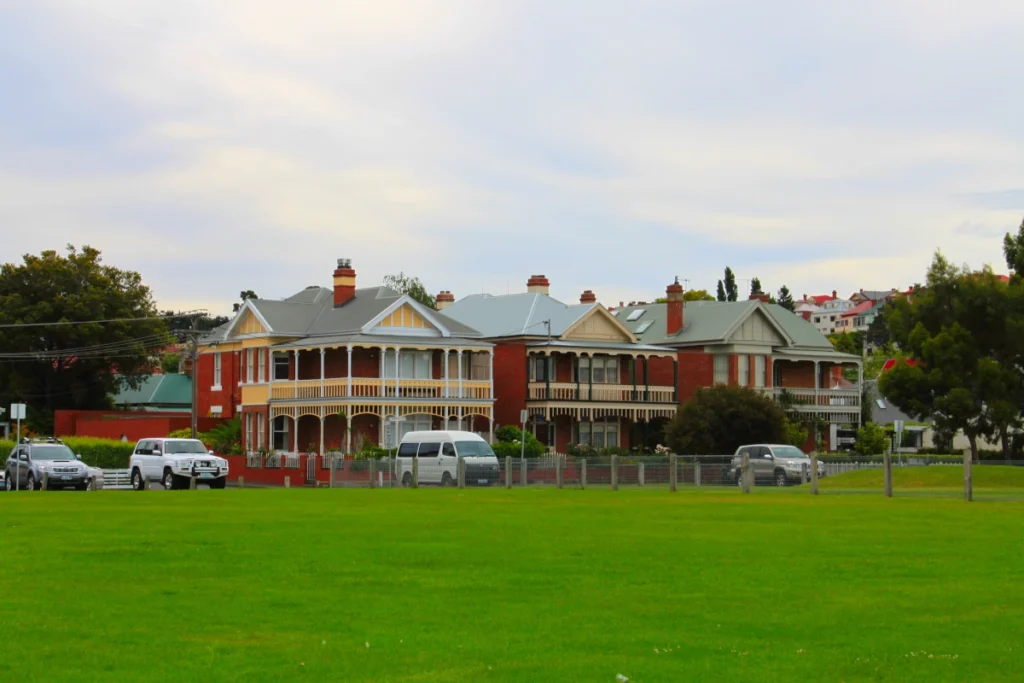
131, 469, 145, 491
441, 471, 453, 487
5, 474, 12, 491
775, 469, 788, 487
402, 472, 412, 487
27, 474, 39, 491
162, 470, 176, 490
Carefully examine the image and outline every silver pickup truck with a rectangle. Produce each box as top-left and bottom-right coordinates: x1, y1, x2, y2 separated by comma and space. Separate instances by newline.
728, 444, 825, 487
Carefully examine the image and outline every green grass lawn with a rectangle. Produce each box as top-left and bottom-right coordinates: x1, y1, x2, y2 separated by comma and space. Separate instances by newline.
818, 464, 1024, 496
1, 488, 1022, 682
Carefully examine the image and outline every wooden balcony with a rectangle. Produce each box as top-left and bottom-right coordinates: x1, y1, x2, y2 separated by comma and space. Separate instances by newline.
528, 381, 676, 404
759, 387, 861, 410
269, 378, 491, 401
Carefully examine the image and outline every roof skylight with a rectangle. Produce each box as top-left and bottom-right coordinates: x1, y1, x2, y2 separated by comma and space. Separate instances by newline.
635, 320, 654, 334
626, 309, 646, 322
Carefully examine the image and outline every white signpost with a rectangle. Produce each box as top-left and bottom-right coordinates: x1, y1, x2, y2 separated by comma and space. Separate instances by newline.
11, 403, 26, 491
894, 419, 904, 467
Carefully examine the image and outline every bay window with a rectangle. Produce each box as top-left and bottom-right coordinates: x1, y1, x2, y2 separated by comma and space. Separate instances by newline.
577, 356, 619, 384
577, 420, 620, 448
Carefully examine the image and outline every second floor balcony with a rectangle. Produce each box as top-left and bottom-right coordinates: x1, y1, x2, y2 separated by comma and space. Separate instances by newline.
528, 381, 675, 403
270, 377, 491, 401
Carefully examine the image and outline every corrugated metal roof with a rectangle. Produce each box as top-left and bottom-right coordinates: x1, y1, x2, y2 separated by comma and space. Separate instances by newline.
114, 374, 192, 407
442, 293, 592, 338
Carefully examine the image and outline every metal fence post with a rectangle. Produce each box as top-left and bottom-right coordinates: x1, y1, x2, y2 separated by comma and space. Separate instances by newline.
457, 456, 465, 489
520, 457, 527, 486
412, 456, 419, 489
580, 458, 587, 489
238, 476, 245, 489
884, 452, 893, 498
329, 459, 337, 489
669, 454, 677, 492
800, 463, 808, 485
963, 451, 973, 502
694, 460, 701, 488
556, 455, 563, 489
637, 461, 645, 487
190, 475, 197, 490
810, 455, 819, 495
610, 454, 618, 490
741, 453, 751, 493
41, 473, 49, 490
369, 458, 376, 489
283, 475, 290, 489
505, 456, 511, 489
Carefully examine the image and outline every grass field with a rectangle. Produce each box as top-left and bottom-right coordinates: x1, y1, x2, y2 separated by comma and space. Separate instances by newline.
1, 486, 1023, 682
817, 464, 1024, 491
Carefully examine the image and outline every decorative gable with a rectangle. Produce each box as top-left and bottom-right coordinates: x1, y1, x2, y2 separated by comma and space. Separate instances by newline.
378, 304, 429, 329
234, 309, 267, 336
562, 308, 636, 343
368, 300, 445, 337
728, 309, 785, 345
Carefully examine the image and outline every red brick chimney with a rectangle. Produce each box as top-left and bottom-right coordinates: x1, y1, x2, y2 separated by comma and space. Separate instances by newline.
527, 274, 550, 296
749, 293, 771, 303
436, 290, 455, 311
666, 277, 684, 335
333, 258, 356, 307
580, 290, 597, 304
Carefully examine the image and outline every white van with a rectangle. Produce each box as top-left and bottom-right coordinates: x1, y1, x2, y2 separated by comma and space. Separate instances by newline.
396, 430, 500, 486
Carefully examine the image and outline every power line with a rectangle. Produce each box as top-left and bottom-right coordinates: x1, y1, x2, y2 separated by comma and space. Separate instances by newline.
0, 334, 173, 361
0, 311, 206, 330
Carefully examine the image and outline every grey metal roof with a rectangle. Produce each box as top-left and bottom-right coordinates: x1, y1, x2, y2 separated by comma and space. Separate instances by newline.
526, 340, 675, 353
442, 293, 593, 338
616, 300, 839, 351
272, 333, 491, 349
865, 381, 925, 426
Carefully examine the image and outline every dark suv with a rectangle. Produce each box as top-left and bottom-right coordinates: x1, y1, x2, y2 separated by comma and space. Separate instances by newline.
4, 438, 92, 491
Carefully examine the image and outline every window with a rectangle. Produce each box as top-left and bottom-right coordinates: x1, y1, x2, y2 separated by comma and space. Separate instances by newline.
397, 443, 418, 457
272, 416, 290, 451
635, 320, 654, 334
418, 442, 441, 457
754, 356, 766, 388
400, 416, 433, 439
384, 350, 432, 379
257, 349, 266, 383
273, 354, 290, 381
213, 353, 222, 387
441, 443, 456, 456
713, 355, 728, 384
257, 413, 265, 450
738, 356, 749, 387
626, 309, 646, 322
577, 420, 619, 448
578, 356, 618, 383
246, 349, 254, 383
531, 356, 550, 382
470, 353, 489, 380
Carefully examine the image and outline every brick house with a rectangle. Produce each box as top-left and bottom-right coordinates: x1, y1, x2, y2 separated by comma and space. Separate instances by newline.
196, 259, 494, 455
615, 281, 863, 452
440, 276, 679, 452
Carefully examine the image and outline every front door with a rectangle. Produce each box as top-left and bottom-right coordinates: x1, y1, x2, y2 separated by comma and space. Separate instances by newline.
754, 447, 774, 482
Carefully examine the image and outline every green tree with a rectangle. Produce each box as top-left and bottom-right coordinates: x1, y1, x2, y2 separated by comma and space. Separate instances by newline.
0, 245, 170, 432
828, 331, 864, 355
383, 272, 436, 309
655, 289, 717, 304
723, 267, 738, 302
232, 290, 259, 313
716, 280, 727, 302
1002, 215, 1024, 277
160, 353, 181, 374
750, 277, 763, 296
854, 422, 888, 455
663, 385, 789, 454
777, 285, 796, 312
865, 304, 891, 348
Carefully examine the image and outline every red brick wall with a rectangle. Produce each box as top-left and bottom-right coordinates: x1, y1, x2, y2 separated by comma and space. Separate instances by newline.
646, 356, 675, 386
728, 355, 739, 385
493, 343, 527, 429
352, 347, 381, 378
196, 349, 240, 419
676, 348, 714, 404
765, 355, 773, 388
555, 353, 573, 383
68, 414, 221, 442
778, 361, 815, 388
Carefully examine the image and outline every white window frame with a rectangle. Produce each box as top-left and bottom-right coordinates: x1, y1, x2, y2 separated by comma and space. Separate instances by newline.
384, 350, 432, 379
530, 355, 550, 382
273, 353, 290, 381
257, 349, 266, 383
577, 419, 619, 448
713, 355, 728, 384
212, 353, 222, 389
738, 355, 750, 387
400, 415, 433, 439
246, 349, 254, 383
272, 416, 290, 452
577, 356, 619, 384
245, 413, 254, 452
257, 413, 265, 450
754, 356, 766, 388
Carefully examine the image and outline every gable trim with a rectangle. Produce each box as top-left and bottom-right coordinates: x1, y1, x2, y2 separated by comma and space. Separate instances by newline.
223, 300, 274, 338
721, 302, 794, 347
362, 296, 452, 338
559, 305, 637, 344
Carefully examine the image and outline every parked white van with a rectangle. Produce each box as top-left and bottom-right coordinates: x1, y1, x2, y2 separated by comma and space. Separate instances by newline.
396, 431, 500, 486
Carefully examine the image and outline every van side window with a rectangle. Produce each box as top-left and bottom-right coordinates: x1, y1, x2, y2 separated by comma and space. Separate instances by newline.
418, 442, 441, 458
441, 443, 456, 457
397, 443, 418, 457
135, 442, 150, 455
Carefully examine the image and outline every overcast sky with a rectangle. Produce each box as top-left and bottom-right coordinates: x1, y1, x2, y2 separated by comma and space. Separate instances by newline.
3, 0, 1023, 315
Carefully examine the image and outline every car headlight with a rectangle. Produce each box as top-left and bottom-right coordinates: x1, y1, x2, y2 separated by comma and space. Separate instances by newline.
37, 464, 47, 471
218, 459, 228, 468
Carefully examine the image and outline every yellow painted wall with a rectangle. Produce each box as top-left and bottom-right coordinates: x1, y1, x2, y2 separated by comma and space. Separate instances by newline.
241, 385, 270, 405
378, 304, 428, 329
564, 310, 631, 342
237, 310, 267, 335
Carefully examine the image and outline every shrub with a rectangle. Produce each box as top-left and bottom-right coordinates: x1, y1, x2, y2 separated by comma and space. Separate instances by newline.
664, 385, 789, 455
854, 423, 888, 455
493, 425, 545, 458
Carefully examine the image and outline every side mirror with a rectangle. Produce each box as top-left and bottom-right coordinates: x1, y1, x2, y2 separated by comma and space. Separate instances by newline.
764, 453, 774, 460
209, 450, 215, 456
75, 454, 82, 460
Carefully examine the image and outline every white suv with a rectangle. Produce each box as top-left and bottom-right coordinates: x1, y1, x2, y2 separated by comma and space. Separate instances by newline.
129, 438, 229, 490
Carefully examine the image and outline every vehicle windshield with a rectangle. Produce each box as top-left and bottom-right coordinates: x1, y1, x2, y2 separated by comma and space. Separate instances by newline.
454, 441, 495, 457
30, 446, 76, 462
773, 446, 808, 459
164, 440, 209, 454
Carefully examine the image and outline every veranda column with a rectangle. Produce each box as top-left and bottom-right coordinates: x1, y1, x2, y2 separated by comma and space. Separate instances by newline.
293, 350, 299, 398
814, 360, 821, 405
488, 348, 494, 401
320, 348, 326, 398
380, 346, 387, 397
575, 354, 581, 400
443, 347, 450, 398
292, 410, 299, 454
346, 345, 353, 397
319, 414, 325, 458
856, 361, 864, 426
395, 347, 402, 398
457, 348, 464, 399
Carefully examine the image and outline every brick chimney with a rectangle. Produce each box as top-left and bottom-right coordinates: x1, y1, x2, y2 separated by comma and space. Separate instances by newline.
666, 277, 684, 335
580, 290, 597, 304
749, 293, 771, 303
527, 274, 550, 296
333, 258, 356, 307
436, 290, 455, 311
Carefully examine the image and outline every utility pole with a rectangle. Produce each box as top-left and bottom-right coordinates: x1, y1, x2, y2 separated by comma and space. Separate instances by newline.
190, 317, 199, 439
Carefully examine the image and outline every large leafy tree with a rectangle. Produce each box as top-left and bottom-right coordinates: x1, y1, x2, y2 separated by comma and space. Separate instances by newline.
750, 277, 763, 296
232, 290, 259, 313
1002, 216, 1024, 277
865, 303, 891, 348
828, 331, 864, 355
723, 267, 738, 302
777, 285, 796, 312
716, 280, 727, 302
383, 272, 436, 309
664, 385, 789, 454
684, 289, 716, 302
0, 245, 170, 431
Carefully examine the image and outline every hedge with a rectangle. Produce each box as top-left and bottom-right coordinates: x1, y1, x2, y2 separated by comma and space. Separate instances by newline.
0, 438, 135, 469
